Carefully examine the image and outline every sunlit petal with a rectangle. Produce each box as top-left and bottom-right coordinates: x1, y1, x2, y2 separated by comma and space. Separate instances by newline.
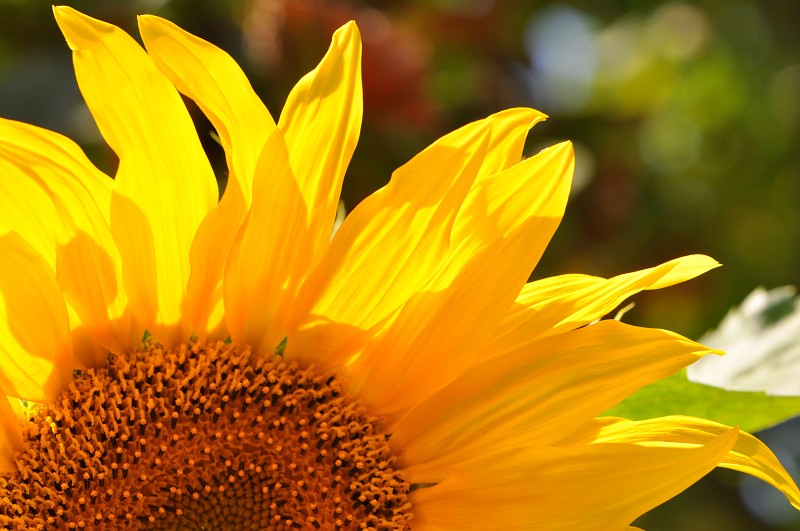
278, 21, 362, 276
288, 118, 492, 369
224, 128, 312, 354
411, 427, 738, 530
587, 416, 800, 510
394, 320, 718, 482
0, 118, 129, 359
0, 233, 72, 403
139, 15, 276, 337
349, 142, 574, 417
0, 392, 22, 472
488, 254, 720, 355
54, 6, 217, 346
289, 109, 551, 373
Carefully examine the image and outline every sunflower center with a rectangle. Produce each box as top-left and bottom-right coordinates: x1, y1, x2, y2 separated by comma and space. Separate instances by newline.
0, 339, 412, 529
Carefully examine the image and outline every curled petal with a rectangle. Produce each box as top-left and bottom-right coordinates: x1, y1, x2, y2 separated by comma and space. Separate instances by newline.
489, 254, 720, 355
587, 415, 800, 510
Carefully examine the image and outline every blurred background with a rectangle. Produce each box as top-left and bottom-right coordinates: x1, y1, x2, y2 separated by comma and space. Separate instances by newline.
0, 0, 798, 528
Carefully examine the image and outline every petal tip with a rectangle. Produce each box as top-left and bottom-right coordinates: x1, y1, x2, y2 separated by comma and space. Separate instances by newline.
333, 20, 362, 49
647, 254, 722, 291
136, 13, 152, 27
543, 140, 575, 162
521, 106, 549, 124
692, 254, 722, 270
53, 5, 113, 49
137, 14, 172, 35
339, 20, 360, 34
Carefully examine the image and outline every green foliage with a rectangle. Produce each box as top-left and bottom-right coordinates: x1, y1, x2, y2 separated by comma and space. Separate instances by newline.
606, 369, 800, 434
688, 286, 800, 396
610, 286, 800, 433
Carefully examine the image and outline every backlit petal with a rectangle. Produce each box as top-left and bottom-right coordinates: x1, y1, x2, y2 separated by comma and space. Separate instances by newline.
411, 427, 738, 530
0, 393, 22, 472
0, 118, 129, 359
138, 15, 276, 336
348, 141, 574, 417
223, 21, 371, 354
588, 416, 800, 510
54, 6, 217, 346
0, 233, 72, 403
488, 254, 720, 355
0, 160, 59, 268
393, 320, 718, 482
224, 129, 312, 354
289, 109, 552, 371
288, 119, 492, 368
278, 21, 362, 275
472, 107, 546, 177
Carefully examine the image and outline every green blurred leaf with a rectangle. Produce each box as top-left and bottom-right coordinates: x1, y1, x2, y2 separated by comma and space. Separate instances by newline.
607, 286, 800, 432
688, 286, 800, 395
605, 369, 800, 433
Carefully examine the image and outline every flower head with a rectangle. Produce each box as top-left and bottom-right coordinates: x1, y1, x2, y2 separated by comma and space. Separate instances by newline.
0, 6, 797, 529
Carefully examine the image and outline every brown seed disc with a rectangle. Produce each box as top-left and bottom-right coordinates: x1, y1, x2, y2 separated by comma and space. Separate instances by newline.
0, 339, 412, 530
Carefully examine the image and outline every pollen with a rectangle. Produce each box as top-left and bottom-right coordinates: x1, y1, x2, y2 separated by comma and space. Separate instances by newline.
0, 339, 412, 529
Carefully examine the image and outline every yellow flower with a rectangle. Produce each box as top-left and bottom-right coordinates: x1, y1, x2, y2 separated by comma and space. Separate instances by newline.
0, 5, 797, 529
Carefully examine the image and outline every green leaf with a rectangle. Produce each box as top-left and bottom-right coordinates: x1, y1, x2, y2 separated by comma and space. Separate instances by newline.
605, 369, 800, 433
688, 286, 800, 395
606, 286, 800, 433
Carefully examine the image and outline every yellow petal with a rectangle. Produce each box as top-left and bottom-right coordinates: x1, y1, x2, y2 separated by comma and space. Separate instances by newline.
289, 109, 553, 371
66, 305, 111, 369
54, 6, 217, 346
224, 21, 387, 353
393, 320, 718, 482
0, 393, 23, 472
288, 119, 493, 368
347, 141, 574, 418
224, 129, 312, 354
224, 20, 366, 357
278, 21, 362, 275
138, 14, 274, 196
589, 416, 800, 510
0, 118, 129, 359
0, 160, 59, 269
138, 15, 276, 336
411, 426, 738, 530
0, 233, 72, 403
488, 254, 720, 355
473, 107, 546, 177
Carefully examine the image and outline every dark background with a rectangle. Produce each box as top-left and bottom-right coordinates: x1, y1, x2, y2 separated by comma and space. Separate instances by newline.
1, 1, 798, 528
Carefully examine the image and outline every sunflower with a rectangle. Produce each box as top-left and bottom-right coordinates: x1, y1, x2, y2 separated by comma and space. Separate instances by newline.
0, 5, 797, 530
